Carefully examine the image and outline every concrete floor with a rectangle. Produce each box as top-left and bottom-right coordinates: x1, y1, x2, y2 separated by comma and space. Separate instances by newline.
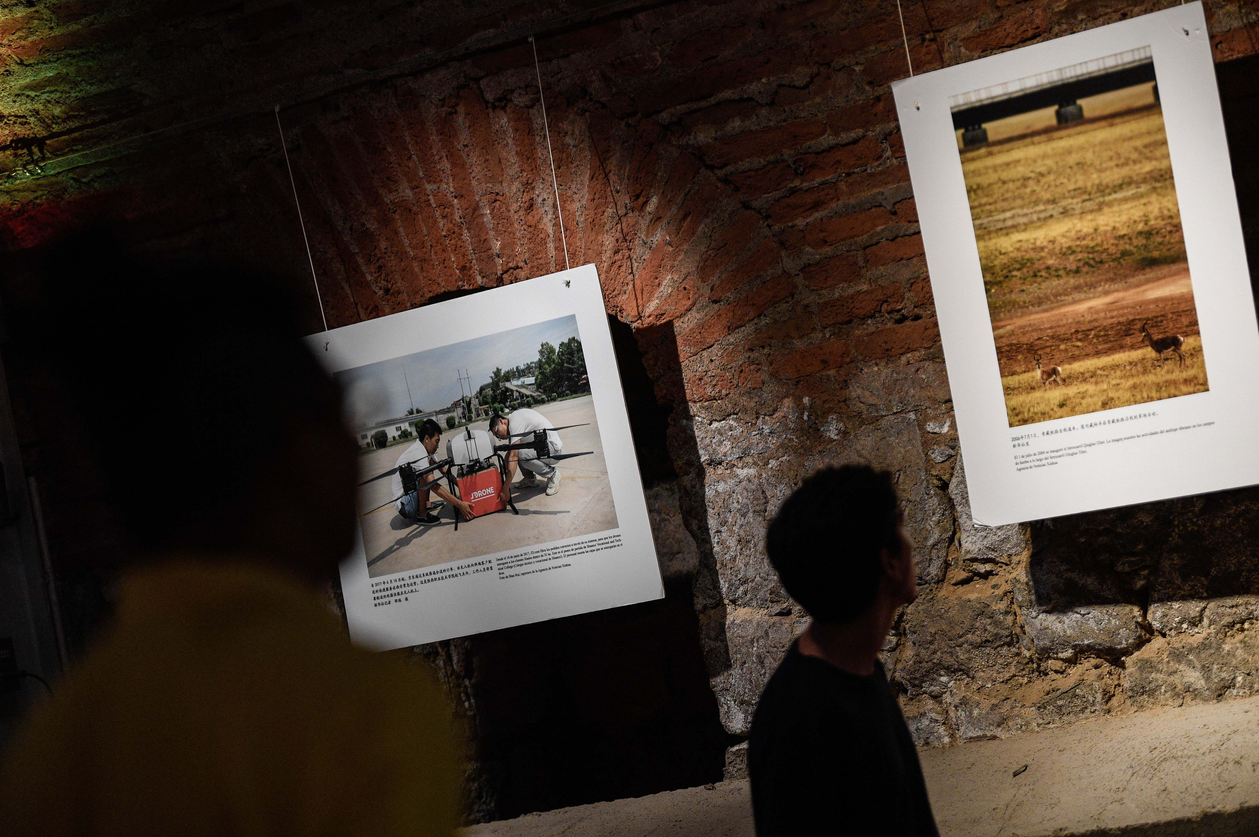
461, 694, 1259, 836
357, 396, 617, 577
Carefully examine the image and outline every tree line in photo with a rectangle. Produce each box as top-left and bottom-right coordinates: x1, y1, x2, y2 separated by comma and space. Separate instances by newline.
475, 336, 588, 414
364, 337, 589, 451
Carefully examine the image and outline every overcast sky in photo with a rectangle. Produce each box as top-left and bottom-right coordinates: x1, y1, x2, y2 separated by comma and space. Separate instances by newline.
336, 315, 581, 430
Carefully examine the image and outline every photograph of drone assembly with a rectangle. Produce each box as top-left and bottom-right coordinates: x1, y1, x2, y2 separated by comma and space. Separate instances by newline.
338, 314, 619, 578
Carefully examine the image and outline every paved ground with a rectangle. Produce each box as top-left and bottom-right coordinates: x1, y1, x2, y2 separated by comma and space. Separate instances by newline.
357, 396, 617, 578
461, 694, 1259, 836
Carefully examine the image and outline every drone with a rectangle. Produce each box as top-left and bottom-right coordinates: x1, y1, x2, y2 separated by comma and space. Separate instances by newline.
359, 423, 592, 530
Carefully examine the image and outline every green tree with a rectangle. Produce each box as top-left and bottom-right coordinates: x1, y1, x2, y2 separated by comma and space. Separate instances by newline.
536, 341, 558, 396
371, 429, 388, 449
446, 414, 456, 429
555, 337, 587, 395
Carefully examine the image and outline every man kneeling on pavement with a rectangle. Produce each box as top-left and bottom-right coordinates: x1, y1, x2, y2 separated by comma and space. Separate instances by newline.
392, 418, 474, 525
489, 408, 563, 496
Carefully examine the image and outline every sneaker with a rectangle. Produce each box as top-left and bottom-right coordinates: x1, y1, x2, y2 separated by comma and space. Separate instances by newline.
415, 512, 441, 526
517, 475, 540, 488
545, 470, 561, 496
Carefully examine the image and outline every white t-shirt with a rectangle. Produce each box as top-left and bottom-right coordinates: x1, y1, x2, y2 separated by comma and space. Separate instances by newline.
506, 408, 562, 455
390, 441, 439, 512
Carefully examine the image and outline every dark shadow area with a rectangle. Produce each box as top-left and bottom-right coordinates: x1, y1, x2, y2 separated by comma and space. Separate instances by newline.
424, 317, 731, 823
1028, 54, 1259, 613
608, 315, 678, 488
1086, 804, 1259, 836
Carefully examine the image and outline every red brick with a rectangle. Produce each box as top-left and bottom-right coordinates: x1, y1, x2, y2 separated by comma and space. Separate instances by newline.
702, 118, 827, 168
353, 106, 460, 294
684, 369, 734, 402
894, 198, 918, 224
961, 8, 1050, 55
761, 0, 842, 36
697, 210, 763, 287
819, 284, 904, 327
666, 174, 723, 251
909, 276, 935, 309
801, 205, 893, 250
670, 26, 747, 68
779, 338, 854, 379
394, 86, 481, 282
767, 183, 838, 226
738, 363, 764, 390
861, 42, 939, 87
746, 313, 820, 350
507, 105, 558, 276
458, 89, 523, 278
0, 11, 34, 40
813, 16, 902, 61
635, 239, 678, 310
774, 68, 840, 107
795, 135, 883, 185
888, 130, 905, 160
436, 109, 501, 284
679, 273, 797, 357
709, 237, 781, 301
1211, 27, 1256, 62
865, 233, 923, 269
923, 0, 990, 30
835, 163, 911, 203
645, 152, 703, 242
680, 99, 761, 132
728, 162, 796, 197
801, 252, 862, 291
536, 17, 629, 61
826, 95, 896, 134
854, 318, 939, 360
634, 50, 800, 114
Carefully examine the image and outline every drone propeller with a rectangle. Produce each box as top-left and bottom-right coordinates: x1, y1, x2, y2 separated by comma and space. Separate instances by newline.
357, 457, 449, 487
503, 423, 589, 438
548, 451, 594, 461
358, 468, 399, 486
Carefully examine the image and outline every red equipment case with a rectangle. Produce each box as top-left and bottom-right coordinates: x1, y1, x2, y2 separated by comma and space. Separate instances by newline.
457, 466, 507, 519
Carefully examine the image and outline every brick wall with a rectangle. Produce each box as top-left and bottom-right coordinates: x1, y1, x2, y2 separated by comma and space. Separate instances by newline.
5, 0, 1259, 823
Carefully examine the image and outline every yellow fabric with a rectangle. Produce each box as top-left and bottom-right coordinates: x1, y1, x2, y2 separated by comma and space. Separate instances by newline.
0, 560, 461, 836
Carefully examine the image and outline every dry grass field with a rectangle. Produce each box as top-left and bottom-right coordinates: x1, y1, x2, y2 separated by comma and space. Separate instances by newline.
959, 80, 1208, 425
962, 83, 1187, 321
1002, 337, 1206, 427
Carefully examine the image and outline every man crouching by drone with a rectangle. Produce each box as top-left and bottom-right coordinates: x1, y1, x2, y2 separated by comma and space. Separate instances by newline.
393, 418, 474, 525
490, 409, 563, 496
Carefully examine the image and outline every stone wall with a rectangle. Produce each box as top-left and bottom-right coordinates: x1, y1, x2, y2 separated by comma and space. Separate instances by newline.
5, 0, 1259, 823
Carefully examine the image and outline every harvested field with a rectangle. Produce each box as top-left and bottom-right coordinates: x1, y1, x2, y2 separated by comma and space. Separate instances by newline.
959, 79, 1208, 424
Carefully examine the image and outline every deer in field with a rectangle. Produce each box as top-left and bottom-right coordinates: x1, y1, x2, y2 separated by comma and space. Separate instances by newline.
1139, 319, 1185, 366
1035, 355, 1064, 388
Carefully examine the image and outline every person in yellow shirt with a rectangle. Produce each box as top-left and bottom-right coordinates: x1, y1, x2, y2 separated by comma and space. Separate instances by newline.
0, 233, 461, 836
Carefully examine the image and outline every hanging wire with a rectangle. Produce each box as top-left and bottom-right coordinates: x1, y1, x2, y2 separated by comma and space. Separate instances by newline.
896, 0, 915, 77
529, 35, 571, 271
274, 105, 329, 334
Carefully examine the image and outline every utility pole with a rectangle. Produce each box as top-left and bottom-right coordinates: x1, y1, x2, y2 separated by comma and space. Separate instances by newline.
403, 366, 415, 414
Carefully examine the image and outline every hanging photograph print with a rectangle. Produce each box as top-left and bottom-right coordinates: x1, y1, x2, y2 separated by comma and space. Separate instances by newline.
310, 265, 662, 648
893, 2, 1259, 524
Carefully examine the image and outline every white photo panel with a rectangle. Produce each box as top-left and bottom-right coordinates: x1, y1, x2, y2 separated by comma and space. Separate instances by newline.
892, 2, 1259, 524
308, 265, 663, 648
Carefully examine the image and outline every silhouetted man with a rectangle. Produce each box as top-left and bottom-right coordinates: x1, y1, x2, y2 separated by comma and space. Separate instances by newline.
749, 465, 938, 836
0, 232, 460, 836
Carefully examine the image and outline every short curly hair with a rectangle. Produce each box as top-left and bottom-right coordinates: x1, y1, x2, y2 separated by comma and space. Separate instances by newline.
765, 465, 902, 625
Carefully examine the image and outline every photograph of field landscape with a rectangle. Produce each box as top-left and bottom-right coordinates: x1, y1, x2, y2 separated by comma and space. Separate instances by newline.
955, 47, 1208, 428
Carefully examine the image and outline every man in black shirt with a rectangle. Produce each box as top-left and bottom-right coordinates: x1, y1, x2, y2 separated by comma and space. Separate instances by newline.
748, 465, 939, 836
